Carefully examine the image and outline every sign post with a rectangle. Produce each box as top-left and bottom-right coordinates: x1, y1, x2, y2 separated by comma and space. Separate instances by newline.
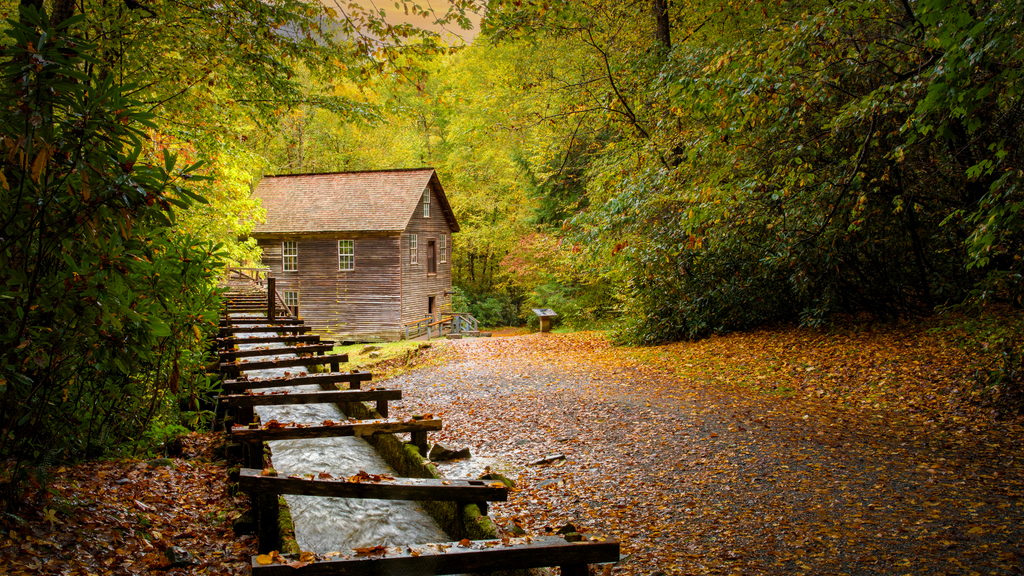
531, 308, 558, 333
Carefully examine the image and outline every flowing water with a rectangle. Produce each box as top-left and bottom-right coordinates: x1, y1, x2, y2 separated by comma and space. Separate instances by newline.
233, 320, 449, 553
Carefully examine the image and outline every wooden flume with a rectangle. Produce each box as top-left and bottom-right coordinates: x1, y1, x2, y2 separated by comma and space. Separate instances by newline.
215, 278, 619, 573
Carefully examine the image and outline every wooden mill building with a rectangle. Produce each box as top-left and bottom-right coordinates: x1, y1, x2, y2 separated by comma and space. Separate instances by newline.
249, 168, 459, 342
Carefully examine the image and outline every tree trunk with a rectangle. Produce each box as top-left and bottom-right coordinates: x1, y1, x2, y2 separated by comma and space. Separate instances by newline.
652, 0, 671, 54
19, 0, 43, 16
51, 0, 76, 24
20, 0, 76, 24
481, 250, 490, 291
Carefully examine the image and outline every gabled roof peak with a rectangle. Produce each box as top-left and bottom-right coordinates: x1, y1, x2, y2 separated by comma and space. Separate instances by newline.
252, 169, 460, 234
263, 167, 438, 179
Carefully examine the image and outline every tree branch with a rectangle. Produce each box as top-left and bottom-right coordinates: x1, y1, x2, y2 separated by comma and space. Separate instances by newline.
583, 28, 649, 139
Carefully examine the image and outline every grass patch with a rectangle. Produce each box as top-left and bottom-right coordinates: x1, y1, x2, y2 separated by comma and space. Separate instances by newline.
333, 340, 426, 368
333, 340, 458, 381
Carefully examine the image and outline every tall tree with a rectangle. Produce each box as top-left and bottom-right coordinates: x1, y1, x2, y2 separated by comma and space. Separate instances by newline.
652, 0, 671, 53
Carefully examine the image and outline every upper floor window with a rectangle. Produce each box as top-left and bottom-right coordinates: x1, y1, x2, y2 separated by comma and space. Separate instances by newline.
409, 233, 418, 265
282, 241, 298, 272
439, 234, 447, 263
338, 240, 354, 271
423, 188, 430, 218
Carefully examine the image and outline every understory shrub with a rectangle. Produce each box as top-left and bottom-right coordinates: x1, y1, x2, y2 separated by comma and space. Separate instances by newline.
0, 9, 225, 508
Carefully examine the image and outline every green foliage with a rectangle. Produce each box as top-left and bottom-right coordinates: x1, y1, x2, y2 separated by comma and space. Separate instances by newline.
937, 312, 1024, 415
0, 10, 225, 505
450, 285, 471, 314
461, 290, 518, 327
452, 283, 522, 329
530, 0, 1024, 343
0, 0, 482, 509
972, 325, 1024, 414
909, 0, 1024, 303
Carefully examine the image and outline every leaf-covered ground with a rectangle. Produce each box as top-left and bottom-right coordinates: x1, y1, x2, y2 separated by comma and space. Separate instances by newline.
0, 434, 254, 575
4, 322, 1022, 575
390, 324, 1024, 575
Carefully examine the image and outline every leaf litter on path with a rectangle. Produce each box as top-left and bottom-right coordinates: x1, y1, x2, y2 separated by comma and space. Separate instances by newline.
389, 328, 1024, 575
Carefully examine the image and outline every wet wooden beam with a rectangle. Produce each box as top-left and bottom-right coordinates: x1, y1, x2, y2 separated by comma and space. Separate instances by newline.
219, 325, 312, 336
237, 468, 507, 502
219, 389, 400, 408
220, 318, 305, 326
221, 371, 373, 393
224, 306, 269, 312
216, 335, 328, 347
249, 536, 620, 576
218, 344, 335, 362
229, 417, 442, 442
218, 353, 349, 377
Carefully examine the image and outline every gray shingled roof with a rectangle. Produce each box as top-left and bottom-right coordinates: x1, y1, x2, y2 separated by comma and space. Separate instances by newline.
251, 168, 460, 234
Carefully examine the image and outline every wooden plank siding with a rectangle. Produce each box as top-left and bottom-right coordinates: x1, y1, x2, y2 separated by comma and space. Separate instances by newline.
257, 233, 403, 341
401, 180, 454, 326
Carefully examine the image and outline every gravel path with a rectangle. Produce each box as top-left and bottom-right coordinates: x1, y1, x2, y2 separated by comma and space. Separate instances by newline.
384, 333, 1024, 576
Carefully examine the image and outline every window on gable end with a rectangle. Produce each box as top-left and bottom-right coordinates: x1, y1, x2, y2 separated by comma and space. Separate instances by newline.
282, 241, 298, 272
410, 233, 418, 265
439, 234, 447, 263
423, 188, 430, 218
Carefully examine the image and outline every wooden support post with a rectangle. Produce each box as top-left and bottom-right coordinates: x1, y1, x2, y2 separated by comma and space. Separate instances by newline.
411, 430, 428, 455
244, 441, 264, 469
238, 405, 255, 426
257, 493, 279, 554
331, 361, 340, 372
376, 399, 388, 417
561, 564, 588, 576
267, 277, 276, 322
349, 379, 361, 390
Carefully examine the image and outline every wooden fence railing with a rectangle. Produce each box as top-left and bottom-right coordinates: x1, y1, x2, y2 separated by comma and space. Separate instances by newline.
444, 312, 479, 334
226, 266, 271, 287
222, 267, 298, 320
403, 312, 479, 340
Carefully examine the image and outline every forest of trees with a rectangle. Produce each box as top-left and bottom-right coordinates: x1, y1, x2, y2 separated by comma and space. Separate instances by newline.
2, 0, 1022, 505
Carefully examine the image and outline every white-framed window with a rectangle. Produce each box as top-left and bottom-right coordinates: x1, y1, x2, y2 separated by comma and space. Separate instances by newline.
282, 241, 298, 272
283, 290, 299, 317
338, 239, 354, 271
282, 289, 299, 307
423, 188, 430, 218
439, 234, 447, 263
409, 233, 418, 265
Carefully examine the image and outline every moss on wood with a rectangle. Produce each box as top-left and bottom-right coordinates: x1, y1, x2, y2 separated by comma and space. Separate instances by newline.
277, 496, 300, 554
335, 398, 500, 542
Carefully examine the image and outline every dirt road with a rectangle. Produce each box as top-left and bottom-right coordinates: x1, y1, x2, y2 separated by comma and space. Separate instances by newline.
388, 333, 1024, 576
